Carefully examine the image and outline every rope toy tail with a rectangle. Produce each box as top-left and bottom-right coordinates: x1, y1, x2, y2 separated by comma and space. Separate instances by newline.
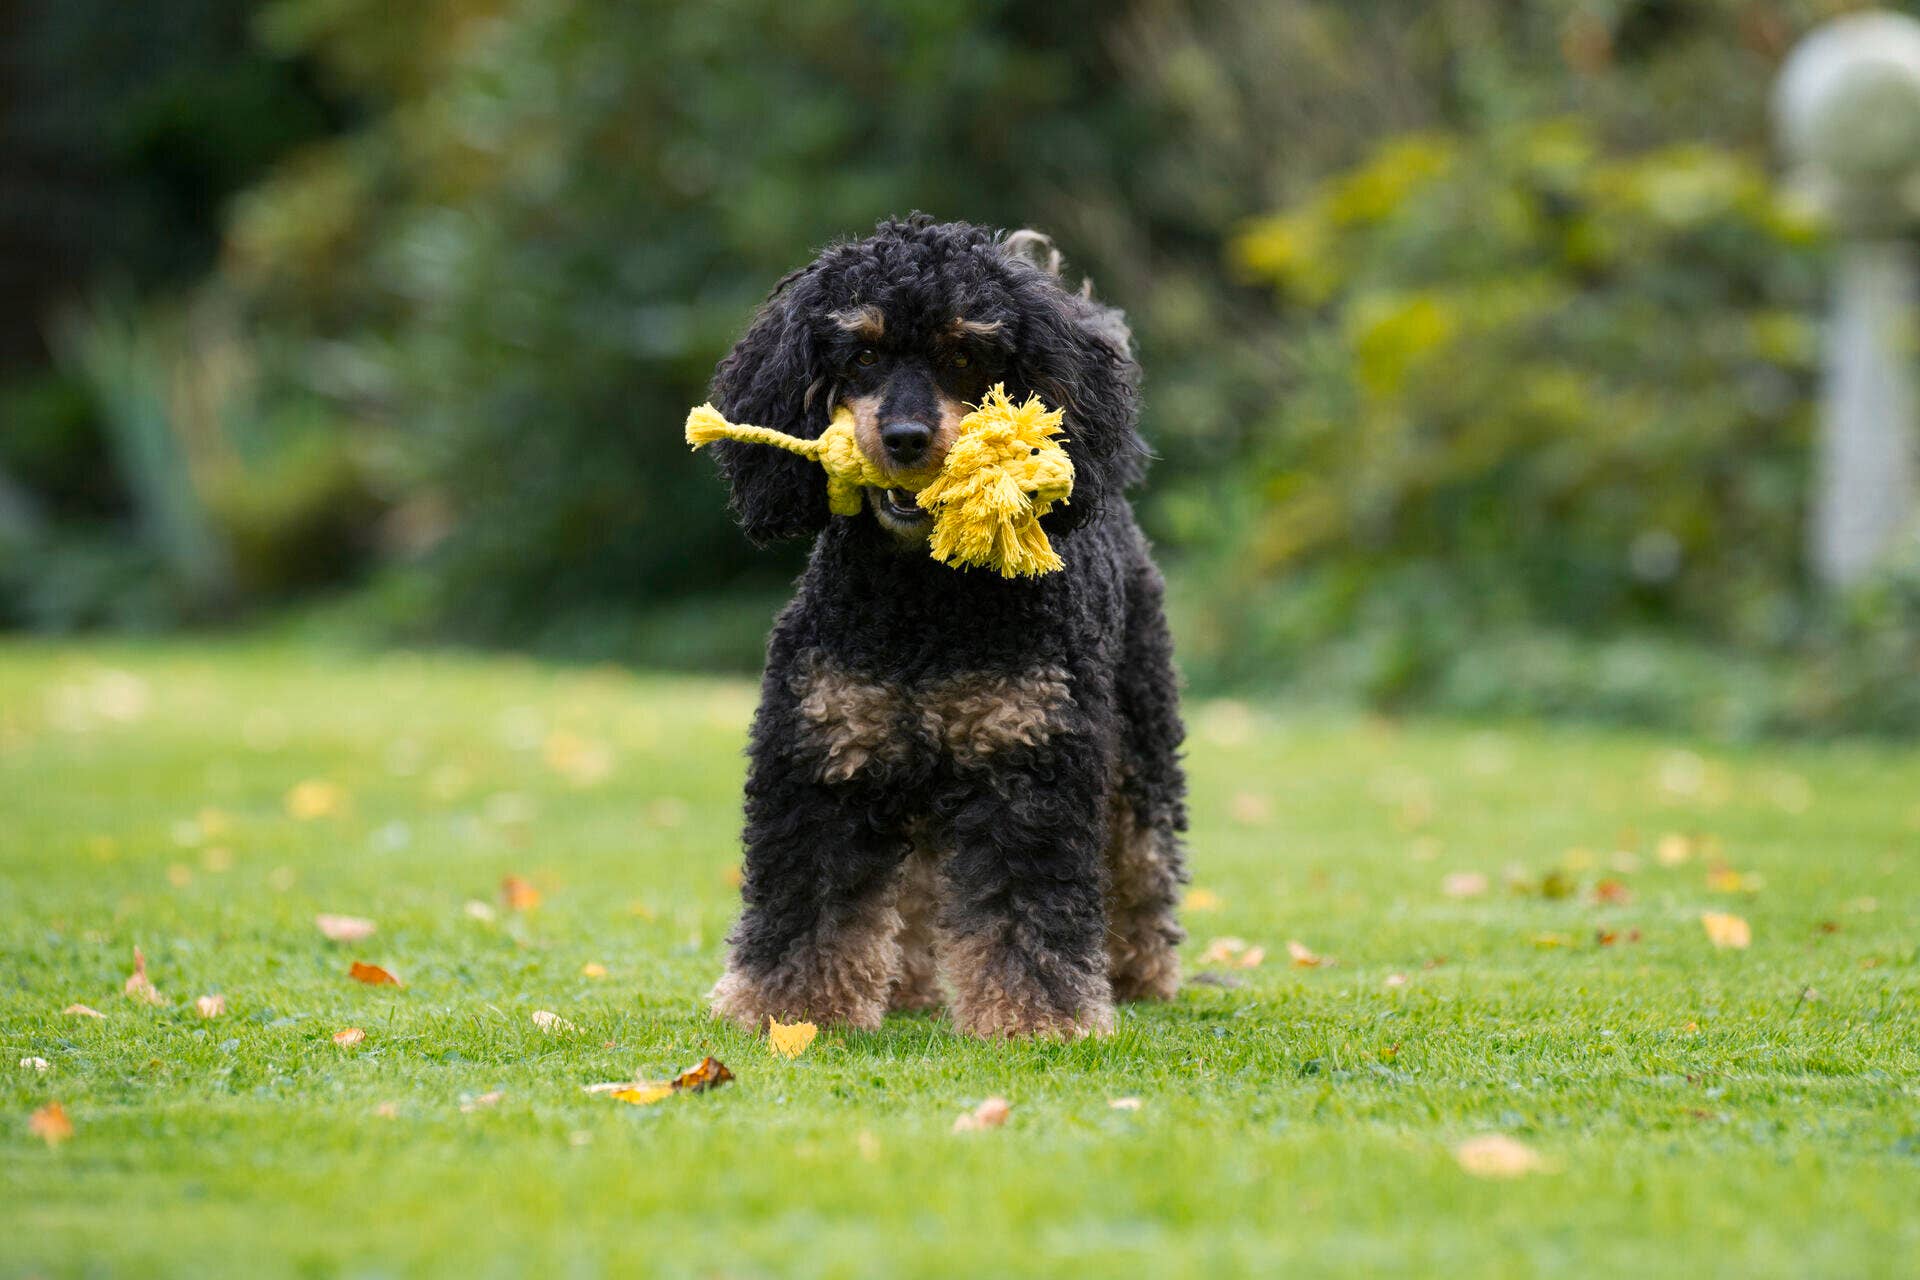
684, 383, 1074, 577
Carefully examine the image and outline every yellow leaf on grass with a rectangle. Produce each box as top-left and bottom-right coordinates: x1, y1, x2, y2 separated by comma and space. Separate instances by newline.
531, 1010, 578, 1035
316, 914, 376, 943
1701, 912, 1752, 949
953, 1096, 1012, 1132
1183, 888, 1222, 912
29, 1101, 74, 1147
1656, 833, 1694, 865
1455, 1134, 1548, 1178
581, 963, 608, 979
768, 1017, 818, 1059
610, 1083, 675, 1106
333, 1027, 366, 1046
63, 1004, 104, 1019
286, 779, 346, 820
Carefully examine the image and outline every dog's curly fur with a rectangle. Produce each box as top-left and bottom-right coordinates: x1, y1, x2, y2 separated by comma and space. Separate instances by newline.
702, 215, 1189, 1039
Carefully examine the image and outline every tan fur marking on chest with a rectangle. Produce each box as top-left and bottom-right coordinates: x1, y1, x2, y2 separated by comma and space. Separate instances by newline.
791, 658, 909, 782
922, 667, 1073, 763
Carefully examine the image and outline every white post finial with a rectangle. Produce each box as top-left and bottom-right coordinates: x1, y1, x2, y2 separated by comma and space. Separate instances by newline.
1776, 11, 1920, 587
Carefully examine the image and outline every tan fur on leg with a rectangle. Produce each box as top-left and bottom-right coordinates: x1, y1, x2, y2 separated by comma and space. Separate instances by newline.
939, 931, 1114, 1040
710, 890, 903, 1032
1104, 796, 1183, 1002
888, 842, 945, 1012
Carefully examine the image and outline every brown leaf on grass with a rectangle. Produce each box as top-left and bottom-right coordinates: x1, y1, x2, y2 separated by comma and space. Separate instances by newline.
672, 1056, 735, 1093
953, 1096, 1011, 1132
500, 875, 541, 912
767, 1017, 818, 1059
286, 779, 346, 820
1384, 972, 1410, 988
592, 1056, 736, 1106
1590, 879, 1632, 906
124, 947, 165, 1005
531, 1010, 578, 1035
316, 914, 376, 943
1441, 872, 1489, 899
333, 1027, 366, 1046
1701, 912, 1752, 949
1286, 940, 1326, 968
29, 1101, 74, 1147
193, 994, 226, 1019
63, 1004, 105, 1019
1454, 1134, 1548, 1178
1199, 937, 1265, 969
349, 961, 402, 986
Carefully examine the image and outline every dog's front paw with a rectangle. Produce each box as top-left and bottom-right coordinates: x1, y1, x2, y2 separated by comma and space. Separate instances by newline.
708, 960, 888, 1033
952, 999, 1114, 1041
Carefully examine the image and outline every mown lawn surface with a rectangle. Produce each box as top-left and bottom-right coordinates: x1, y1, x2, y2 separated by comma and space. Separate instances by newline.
3, 639, 1917, 1278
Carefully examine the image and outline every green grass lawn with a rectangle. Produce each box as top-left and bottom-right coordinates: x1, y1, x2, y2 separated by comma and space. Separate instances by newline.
3, 640, 1917, 1278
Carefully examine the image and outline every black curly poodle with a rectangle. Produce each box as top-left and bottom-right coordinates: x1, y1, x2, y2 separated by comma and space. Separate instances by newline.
700, 215, 1188, 1038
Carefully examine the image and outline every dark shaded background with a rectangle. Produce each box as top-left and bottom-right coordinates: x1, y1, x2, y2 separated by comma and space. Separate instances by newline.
3, 0, 1916, 734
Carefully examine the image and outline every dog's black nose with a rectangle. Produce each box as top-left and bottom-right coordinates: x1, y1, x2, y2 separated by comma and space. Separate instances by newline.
880, 419, 933, 464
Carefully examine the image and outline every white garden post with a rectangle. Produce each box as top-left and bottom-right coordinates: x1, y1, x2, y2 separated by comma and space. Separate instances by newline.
1776, 11, 1920, 587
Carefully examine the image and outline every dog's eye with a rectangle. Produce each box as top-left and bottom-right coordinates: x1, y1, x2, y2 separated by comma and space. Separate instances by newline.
951, 352, 971, 369
856, 348, 878, 367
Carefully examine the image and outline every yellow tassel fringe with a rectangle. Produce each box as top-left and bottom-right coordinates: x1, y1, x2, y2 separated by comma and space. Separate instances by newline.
684, 383, 1074, 578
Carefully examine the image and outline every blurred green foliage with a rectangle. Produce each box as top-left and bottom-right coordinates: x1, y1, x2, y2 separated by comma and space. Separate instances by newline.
1183, 122, 1825, 703
11, 0, 1920, 734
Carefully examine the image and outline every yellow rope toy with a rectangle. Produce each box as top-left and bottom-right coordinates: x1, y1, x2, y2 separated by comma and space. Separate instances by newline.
685, 383, 1074, 578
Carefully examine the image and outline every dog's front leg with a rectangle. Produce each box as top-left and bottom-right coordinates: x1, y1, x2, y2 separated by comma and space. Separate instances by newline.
709, 774, 908, 1032
935, 734, 1115, 1039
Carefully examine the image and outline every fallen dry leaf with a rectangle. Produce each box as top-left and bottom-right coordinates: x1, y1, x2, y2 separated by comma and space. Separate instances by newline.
610, 1083, 675, 1105
348, 961, 402, 986
500, 874, 541, 912
316, 913, 376, 943
21, 1057, 49, 1072
1286, 940, 1326, 968
531, 1010, 578, 1035
193, 994, 225, 1019
333, 1027, 366, 1046
29, 1101, 74, 1147
580, 962, 608, 979
953, 1096, 1012, 1133
1108, 1097, 1143, 1111
1199, 937, 1266, 969
768, 1017, 819, 1059
1384, 972, 1410, 988
123, 947, 165, 1006
63, 1004, 104, 1019
672, 1056, 735, 1093
1591, 879, 1633, 906
1182, 888, 1222, 912
460, 1090, 505, 1113
1441, 871, 1489, 899
1656, 833, 1694, 866
286, 778, 346, 820
1706, 865, 1764, 894
1700, 912, 1752, 949
1455, 1134, 1548, 1178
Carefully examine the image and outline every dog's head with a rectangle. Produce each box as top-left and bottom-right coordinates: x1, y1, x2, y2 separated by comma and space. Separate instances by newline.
705, 216, 1143, 545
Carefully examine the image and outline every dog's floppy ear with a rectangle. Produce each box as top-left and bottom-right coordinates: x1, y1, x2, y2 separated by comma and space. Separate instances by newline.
704, 268, 833, 544
1001, 234, 1145, 533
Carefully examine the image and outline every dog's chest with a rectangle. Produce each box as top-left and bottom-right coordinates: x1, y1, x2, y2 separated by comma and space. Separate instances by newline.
788, 654, 1073, 781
